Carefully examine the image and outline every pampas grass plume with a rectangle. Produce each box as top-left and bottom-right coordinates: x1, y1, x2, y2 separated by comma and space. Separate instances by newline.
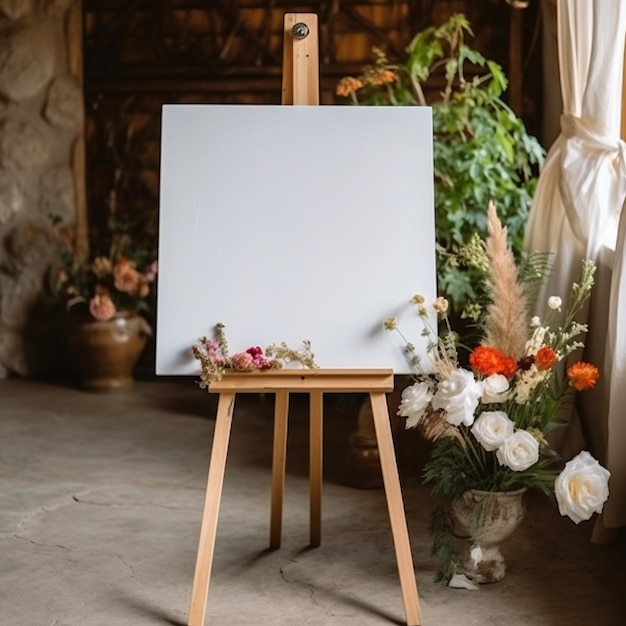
482, 201, 529, 358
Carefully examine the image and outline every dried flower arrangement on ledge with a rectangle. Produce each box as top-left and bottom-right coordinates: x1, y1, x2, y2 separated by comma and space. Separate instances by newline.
192, 323, 318, 388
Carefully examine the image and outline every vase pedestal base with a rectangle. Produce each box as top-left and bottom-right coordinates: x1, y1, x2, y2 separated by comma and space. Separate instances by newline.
460, 544, 506, 584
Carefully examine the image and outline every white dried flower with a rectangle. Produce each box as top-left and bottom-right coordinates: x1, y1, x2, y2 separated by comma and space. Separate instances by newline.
433, 296, 449, 314
384, 316, 398, 331
525, 325, 548, 355
548, 296, 562, 310
514, 366, 550, 403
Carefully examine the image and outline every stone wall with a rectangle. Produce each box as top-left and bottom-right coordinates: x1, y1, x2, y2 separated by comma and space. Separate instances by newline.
0, 0, 81, 377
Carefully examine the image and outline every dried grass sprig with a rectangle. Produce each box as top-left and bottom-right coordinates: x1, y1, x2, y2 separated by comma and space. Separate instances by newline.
432, 351, 455, 381
482, 201, 529, 358
418, 408, 466, 447
264, 340, 318, 369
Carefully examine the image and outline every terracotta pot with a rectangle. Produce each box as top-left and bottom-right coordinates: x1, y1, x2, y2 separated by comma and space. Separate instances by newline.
67, 311, 152, 391
450, 488, 526, 583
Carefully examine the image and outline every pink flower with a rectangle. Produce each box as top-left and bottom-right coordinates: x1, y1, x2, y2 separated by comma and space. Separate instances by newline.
230, 352, 254, 371
246, 346, 271, 369
204, 339, 225, 365
89, 294, 116, 321
142, 260, 158, 283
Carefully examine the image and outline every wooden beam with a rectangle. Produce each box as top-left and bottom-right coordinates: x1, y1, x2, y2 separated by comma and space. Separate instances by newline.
66, 0, 89, 263
508, 3, 523, 116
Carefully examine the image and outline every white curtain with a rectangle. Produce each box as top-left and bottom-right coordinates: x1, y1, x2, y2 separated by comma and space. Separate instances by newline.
524, 0, 626, 536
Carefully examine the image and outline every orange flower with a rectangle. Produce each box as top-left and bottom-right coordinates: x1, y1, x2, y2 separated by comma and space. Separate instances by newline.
500, 356, 518, 379
369, 69, 397, 86
336, 77, 363, 97
535, 346, 557, 370
469, 346, 518, 379
567, 362, 599, 391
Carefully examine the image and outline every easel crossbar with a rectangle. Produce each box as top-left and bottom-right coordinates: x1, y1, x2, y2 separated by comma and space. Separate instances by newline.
208, 368, 394, 393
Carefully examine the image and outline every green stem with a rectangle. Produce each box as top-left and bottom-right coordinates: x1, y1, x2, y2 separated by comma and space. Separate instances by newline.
410, 75, 427, 106
462, 430, 488, 480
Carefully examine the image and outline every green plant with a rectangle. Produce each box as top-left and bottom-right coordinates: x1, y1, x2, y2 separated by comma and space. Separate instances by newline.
337, 13, 545, 318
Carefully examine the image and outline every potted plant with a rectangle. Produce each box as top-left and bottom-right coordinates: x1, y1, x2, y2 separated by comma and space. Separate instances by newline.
337, 13, 545, 322
51, 214, 157, 391
384, 203, 609, 586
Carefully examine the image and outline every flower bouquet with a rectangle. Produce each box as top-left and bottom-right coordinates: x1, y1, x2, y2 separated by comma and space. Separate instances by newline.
51, 215, 158, 322
385, 203, 610, 585
50, 215, 158, 390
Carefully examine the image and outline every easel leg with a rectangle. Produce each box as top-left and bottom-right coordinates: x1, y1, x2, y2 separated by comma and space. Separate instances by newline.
270, 391, 289, 548
188, 392, 237, 626
369, 392, 422, 626
309, 390, 323, 547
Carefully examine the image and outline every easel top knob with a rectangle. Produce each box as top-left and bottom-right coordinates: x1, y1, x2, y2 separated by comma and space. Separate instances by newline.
291, 22, 310, 40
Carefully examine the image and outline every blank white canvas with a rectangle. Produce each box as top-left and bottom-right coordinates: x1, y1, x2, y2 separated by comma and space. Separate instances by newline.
156, 104, 436, 375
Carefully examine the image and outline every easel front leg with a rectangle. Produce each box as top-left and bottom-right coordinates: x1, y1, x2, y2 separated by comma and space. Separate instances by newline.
309, 390, 323, 547
270, 391, 289, 548
188, 391, 236, 626
369, 391, 421, 626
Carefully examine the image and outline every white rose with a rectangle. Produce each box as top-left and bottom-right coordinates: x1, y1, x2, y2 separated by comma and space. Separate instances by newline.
496, 430, 540, 471
432, 368, 483, 427
397, 382, 433, 429
471, 411, 515, 452
555, 451, 610, 524
481, 374, 511, 404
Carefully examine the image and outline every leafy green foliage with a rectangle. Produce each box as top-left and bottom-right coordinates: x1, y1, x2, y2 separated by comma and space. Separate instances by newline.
337, 13, 546, 316
428, 504, 463, 584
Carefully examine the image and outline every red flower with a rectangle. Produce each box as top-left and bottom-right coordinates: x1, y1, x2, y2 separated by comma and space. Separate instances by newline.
246, 346, 272, 369
567, 362, 599, 391
535, 346, 557, 370
469, 346, 518, 379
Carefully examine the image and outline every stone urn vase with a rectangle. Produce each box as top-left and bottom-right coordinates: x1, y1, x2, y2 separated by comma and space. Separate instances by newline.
449, 488, 526, 583
67, 311, 152, 391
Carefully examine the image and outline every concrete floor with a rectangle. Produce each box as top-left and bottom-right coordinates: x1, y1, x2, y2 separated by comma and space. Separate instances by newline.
1, 377, 625, 626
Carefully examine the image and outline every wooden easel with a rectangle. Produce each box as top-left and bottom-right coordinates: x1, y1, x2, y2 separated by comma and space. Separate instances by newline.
187, 14, 421, 626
